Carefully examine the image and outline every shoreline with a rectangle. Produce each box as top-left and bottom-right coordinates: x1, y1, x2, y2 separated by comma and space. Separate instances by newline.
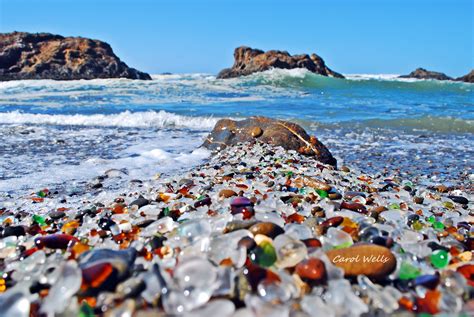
0, 141, 472, 316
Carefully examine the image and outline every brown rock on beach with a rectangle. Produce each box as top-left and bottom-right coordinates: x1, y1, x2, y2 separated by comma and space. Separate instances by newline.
217, 46, 344, 79
326, 244, 397, 279
202, 116, 337, 166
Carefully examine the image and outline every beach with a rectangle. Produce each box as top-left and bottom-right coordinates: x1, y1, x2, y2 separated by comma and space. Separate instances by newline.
0, 71, 473, 316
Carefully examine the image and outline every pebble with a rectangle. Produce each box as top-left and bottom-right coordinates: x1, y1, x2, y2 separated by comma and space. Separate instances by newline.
1, 225, 26, 237
249, 222, 284, 238
295, 258, 327, 284
219, 189, 237, 198
326, 244, 397, 279
448, 195, 469, 204
250, 126, 263, 138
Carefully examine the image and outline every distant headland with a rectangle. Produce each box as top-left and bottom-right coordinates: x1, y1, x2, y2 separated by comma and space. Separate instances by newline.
0, 32, 151, 81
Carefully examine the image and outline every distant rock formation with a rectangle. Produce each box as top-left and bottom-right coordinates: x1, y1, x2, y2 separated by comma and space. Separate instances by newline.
0, 32, 151, 81
399, 68, 452, 81
455, 70, 474, 83
217, 46, 344, 79
202, 116, 337, 166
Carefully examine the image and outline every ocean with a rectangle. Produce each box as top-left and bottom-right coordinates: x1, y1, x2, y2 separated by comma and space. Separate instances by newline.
0, 69, 473, 198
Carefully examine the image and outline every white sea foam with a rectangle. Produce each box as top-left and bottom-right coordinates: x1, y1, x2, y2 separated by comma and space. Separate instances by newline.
344, 74, 401, 81
0, 110, 219, 129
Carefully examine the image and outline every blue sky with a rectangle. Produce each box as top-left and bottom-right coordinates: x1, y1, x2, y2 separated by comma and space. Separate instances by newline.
1, 0, 472, 76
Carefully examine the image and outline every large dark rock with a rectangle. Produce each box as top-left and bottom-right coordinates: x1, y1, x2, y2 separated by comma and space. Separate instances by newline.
399, 68, 452, 81
455, 70, 474, 83
0, 32, 151, 81
202, 116, 337, 166
217, 46, 344, 79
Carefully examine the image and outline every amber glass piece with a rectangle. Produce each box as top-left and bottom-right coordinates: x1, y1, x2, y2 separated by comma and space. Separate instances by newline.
416, 290, 440, 314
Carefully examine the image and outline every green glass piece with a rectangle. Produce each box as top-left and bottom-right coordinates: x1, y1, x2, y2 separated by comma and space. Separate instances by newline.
398, 261, 421, 280
334, 240, 353, 250
163, 207, 171, 217
433, 221, 445, 230
389, 203, 400, 209
430, 250, 449, 269
32, 214, 46, 225
251, 241, 277, 268
427, 215, 436, 223
442, 201, 454, 209
316, 189, 328, 198
299, 188, 307, 194
286, 171, 293, 177
412, 221, 423, 231
37, 190, 47, 198
78, 302, 95, 317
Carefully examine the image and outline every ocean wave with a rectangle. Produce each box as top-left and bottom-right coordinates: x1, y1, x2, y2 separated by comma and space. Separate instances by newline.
0, 110, 219, 129
232, 68, 472, 91
362, 116, 474, 133
303, 116, 474, 134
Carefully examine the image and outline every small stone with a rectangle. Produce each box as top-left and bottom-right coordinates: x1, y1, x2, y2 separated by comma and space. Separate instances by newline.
341, 166, 350, 172
250, 241, 277, 267
448, 195, 469, 205
319, 216, 344, 233
326, 244, 396, 279
129, 196, 149, 209
430, 250, 449, 269
273, 234, 307, 268
230, 197, 254, 219
433, 221, 445, 230
435, 185, 449, 193
302, 176, 331, 191
49, 210, 66, 220
219, 189, 237, 198
35, 234, 79, 249
1, 225, 25, 237
398, 261, 422, 280
413, 196, 424, 204
249, 222, 284, 239
295, 258, 327, 284
456, 264, 474, 287
250, 127, 263, 138
412, 274, 440, 289
340, 201, 368, 214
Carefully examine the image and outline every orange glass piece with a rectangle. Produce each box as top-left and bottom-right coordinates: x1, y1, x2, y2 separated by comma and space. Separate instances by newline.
398, 296, 414, 311
81, 262, 114, 290
61, 220, 79, 234
287, 213, 305, 224
457, 264, 474, 287
71, 242, 90, 258
416, 290, 440, 314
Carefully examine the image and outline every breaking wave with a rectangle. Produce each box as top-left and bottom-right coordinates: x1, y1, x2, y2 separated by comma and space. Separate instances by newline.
0, 110, 219, 129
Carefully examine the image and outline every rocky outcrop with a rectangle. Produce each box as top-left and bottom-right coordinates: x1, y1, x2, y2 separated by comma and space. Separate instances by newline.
217, 46, 344, 79
202, 116, 337, 166
0, 32, 151, 81
455, 70, 474, 83
399, 68, 452, 81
